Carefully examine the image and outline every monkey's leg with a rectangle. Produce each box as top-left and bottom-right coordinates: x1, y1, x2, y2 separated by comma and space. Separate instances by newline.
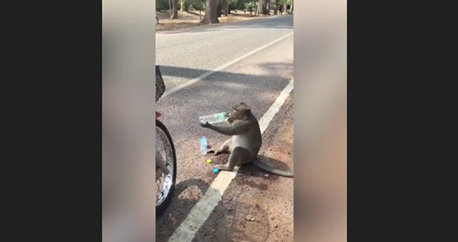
206, 139, 230, 155
205, 144, 216, 154
214, 138, 232, 156
215, 147, 252, 171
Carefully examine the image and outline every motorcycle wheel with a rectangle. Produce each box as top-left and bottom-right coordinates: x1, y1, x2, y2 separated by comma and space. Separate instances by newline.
156, 119, 177, 216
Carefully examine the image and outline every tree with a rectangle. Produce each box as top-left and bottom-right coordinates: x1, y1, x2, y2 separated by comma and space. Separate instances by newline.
171, 0, 179, 19
278, 0, 291, 14
256, 0, 269, 15
223, 0, 229, 16
226, 0, 243, 15
201, 0, 220, 24
169, 0, 172, 14
248, 4, 253, 15
274, 0, 278, 14
279, 0, 288, 14
216, 0, 222, 17
179, 0, 194, 11
253, 0, 258, 15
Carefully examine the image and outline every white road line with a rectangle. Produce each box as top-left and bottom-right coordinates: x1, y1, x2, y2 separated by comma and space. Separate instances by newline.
167, 79, 294, 242
162, 32, 294, 97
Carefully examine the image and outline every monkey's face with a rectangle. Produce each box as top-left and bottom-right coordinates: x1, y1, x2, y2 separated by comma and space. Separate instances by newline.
230, 102, 251, 120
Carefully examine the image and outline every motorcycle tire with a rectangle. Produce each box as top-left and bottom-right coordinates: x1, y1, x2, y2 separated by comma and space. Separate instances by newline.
156, 119, 177, 216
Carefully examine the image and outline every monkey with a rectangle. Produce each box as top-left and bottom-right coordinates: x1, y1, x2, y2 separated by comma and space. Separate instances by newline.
200, 102, 294, 177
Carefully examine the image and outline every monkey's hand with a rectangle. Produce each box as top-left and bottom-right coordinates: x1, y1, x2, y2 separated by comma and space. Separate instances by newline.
200, 121, 212, 128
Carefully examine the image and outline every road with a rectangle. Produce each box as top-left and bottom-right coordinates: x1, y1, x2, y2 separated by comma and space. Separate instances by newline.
156, 15, 294, 242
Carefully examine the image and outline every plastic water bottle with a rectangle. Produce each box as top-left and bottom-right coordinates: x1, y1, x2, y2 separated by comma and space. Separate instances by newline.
200, 136, 208, 155
199, 112, 231, 125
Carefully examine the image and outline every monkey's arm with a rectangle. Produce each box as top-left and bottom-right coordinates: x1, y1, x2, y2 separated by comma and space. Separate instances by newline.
208, 121, 249, 136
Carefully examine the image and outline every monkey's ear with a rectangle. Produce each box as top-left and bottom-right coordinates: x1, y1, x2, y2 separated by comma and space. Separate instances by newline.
240, 102, 250, 111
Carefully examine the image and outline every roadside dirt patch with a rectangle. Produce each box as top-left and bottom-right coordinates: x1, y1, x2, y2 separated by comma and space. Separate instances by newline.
156, 10, 282, 32
192, 93, 294, 242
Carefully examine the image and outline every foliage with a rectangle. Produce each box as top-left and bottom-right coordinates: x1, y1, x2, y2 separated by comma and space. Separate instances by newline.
185, 0, 206, 11
227, 0, 247, 11
278, 0, 292, 5
156, 0, 206, 11
157, 0, 170, 11
179, 0, 191, 11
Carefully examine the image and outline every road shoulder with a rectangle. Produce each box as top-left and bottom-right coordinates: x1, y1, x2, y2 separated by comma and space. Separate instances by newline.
192, 92, 294, 242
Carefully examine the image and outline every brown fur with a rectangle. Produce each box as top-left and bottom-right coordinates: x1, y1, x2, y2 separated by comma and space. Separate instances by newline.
200, 102, 293, 177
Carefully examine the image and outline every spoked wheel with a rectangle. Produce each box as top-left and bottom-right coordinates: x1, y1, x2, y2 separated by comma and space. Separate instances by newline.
156, 119, 177, 216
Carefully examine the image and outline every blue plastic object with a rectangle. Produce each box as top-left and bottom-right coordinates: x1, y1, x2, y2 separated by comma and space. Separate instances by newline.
213, 168, 219, 173
200, 136, 208, 155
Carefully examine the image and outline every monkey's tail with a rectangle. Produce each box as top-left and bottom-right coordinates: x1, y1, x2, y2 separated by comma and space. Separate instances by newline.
252, 158, 294, 178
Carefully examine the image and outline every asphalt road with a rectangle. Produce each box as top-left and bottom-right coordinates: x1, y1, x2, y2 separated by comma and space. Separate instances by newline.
156, 15, 293, 90
156, 15, 294, 242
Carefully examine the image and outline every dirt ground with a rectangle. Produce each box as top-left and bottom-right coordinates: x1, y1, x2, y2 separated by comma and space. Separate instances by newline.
156, 10, 289, 32
191, 92, 294, 242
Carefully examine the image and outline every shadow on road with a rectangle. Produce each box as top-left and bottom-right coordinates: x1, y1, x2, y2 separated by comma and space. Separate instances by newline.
192, 200, 271, 242
157, 182, 271, 242
157, 62, 293, 122
156, 155, 289, 242
238, 155, 291, 180
156, 178, 212, 242
159, 62, 293, 86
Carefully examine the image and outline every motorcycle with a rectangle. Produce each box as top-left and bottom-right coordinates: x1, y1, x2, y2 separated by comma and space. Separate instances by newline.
155, 66, 177, 216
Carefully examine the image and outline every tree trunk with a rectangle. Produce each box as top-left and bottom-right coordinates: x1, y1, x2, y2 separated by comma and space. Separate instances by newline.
266, 1, 270, 14
253, 0, 257, 15
180, 0, 183, 11
216, 0, 222, 17
256, 0, 260, 15
257, 0, 269, 15
224, 0, 229, 16
274, 0, 278, 14
291, 0, 294, 13
201, 0, 220, 24
169, 0, 172, 14
171, 0, 179, 19
184, 1, 189, 12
